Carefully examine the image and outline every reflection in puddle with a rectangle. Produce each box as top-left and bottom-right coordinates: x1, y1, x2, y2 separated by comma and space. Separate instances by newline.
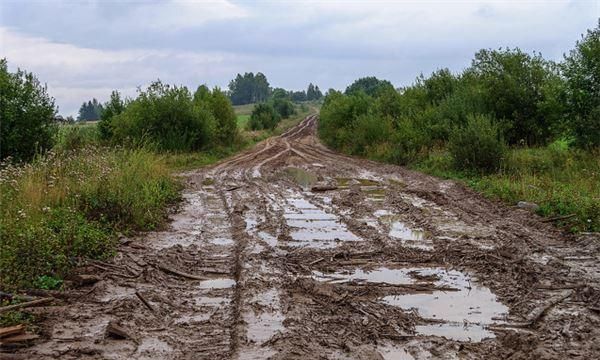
199, 278, 236, 289
377, 214, 433, 250
284, 194, 361, 248
313, 268, 414, 285
257, 231, 278, 247
210, 237, 234, 246
196, 296, 230, 306
382, 268, 508, 342
314, 267, 507, 342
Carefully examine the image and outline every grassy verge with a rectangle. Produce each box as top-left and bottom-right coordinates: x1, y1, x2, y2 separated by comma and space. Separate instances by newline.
0, 147, 180, 290
236, 114, 250, 129
413, 145, 599, 232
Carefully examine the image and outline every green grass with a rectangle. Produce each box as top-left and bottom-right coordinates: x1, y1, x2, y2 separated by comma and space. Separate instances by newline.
233, 103, 256, 116
0, 147, 180, 289
236, 114, 250, 129
413, 145, 600, 232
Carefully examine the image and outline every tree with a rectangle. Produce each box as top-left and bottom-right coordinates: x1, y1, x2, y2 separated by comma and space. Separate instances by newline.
467, 48, 561, 145
228, 72, 271, 105
345, 77, 395, 97
247, 103, 280, 130
98, 91, 126, 140
290, 90, 307, 102
77, 98, 103, 121
562, 21, 600, 148
0, 59, 57, 161
200, 86, 237, 146
306, 83, 323, 100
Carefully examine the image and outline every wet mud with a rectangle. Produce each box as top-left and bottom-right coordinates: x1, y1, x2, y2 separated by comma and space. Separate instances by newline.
8, 114, 600, 359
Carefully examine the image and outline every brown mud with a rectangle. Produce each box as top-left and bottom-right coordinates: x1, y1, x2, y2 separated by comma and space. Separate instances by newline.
6, 115, 600, 359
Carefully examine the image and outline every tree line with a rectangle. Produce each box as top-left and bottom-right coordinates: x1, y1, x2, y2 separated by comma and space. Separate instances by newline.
319, 22, 599, 172
227, 72, 323, 105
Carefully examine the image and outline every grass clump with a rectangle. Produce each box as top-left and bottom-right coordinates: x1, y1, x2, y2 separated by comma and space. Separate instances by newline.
0, 147, 179, 289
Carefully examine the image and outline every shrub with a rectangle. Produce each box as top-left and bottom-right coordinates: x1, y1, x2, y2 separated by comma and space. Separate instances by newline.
448, 114, 506, 173
247, 103, 280, 130
0, 147, 179, 288
345, 76, 395, 97
272, 98, 296, 119
98, 90, 126, 141
110, 81, 214, 151
0, 59, 57, 161
194, 85, 238, 146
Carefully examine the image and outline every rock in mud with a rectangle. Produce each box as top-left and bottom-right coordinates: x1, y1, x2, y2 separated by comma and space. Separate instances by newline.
517, 201, 539, 212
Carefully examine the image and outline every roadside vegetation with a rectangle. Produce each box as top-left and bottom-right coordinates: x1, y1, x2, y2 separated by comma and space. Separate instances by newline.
319, 23, 600, 232
0, 59, 316, 293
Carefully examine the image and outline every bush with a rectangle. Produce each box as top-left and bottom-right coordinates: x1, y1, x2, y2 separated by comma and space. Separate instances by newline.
0, 147, 179, 288
448, 114, 506, 173
0, 59, 57, 161
98, 91, 126, 141
194, 85, 238, 146
247, 103, 280, 130
110, 81, 214, 151
272, 98, 296, 119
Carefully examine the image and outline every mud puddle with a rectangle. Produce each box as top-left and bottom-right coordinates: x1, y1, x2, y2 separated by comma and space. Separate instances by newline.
375, 211, 432, 250
284, 194, 361, 248
314, 266, 508, 342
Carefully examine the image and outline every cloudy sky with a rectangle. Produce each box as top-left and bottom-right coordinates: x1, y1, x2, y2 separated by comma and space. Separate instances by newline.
1, 0, 598, 116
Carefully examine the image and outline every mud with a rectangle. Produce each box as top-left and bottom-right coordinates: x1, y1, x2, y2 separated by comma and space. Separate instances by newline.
7, 114, 600, 359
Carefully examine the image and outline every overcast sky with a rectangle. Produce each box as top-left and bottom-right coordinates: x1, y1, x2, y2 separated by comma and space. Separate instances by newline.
1, 0, 598, 116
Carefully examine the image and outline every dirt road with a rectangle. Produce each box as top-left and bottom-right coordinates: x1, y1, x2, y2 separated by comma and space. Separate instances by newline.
12, 115, 600, 359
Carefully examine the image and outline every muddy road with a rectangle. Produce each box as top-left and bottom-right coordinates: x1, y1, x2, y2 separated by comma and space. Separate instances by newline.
12, 115, 600, 359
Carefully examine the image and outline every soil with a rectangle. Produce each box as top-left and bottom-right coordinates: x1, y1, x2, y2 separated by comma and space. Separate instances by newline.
5, 115, 600, 359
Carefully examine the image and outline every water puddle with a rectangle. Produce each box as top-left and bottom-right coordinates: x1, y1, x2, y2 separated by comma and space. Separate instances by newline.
199, 278, 236, 289
210, 237, 234, 246
312, 267, 414, 285
257, 231, 278, 247
378, 215, 433, 250
196, 296, 230, 306
382, 268, 508, 341
284, 167, 317, 188
377, 344, 415, 360
284, 194, 361, 248
313, 267, 508, 342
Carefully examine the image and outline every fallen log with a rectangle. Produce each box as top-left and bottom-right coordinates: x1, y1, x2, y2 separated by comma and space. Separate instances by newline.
156, 264, 208, 280
541, 214, 576, 223
0, 334, 39, 345
135, 291, 155, 313
311, 185, 338, 192
0, 298, 54, 314
0, 325, 24, 339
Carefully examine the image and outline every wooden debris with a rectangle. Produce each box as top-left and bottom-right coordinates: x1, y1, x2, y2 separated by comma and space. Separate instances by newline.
0, 298, 54, 314
541, 214, 576, 223
105, 321, 131, 340
71, 274, 101, 286
311, 185, 338, 192
135, 291, 155, 313
527, 290, 573, 326
0, 334, 39, 345
156, 264, 208, 280
226, 185, 242, 191
0, 325, 25, 339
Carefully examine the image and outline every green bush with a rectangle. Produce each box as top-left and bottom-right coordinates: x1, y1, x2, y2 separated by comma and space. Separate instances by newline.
98, 91, 126, 141
247, 103, 280, 130
448, 114, 506, 173
193, 85, 238, 146
110, 81, 214, 151
0, 59, 57, 161
272, 98, 296, 119
0, 147, 179, 288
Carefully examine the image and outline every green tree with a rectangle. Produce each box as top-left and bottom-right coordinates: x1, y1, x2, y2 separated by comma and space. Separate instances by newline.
562, 21, 600, 148
77, 98, 103, 121
467, 48, 561, 145
0, 59, 57, 161
247, 103, 280, 130
228, 72, 271, 105
98, 91, 126, 141
206, 87, 237, 146
345, 77, 395, 97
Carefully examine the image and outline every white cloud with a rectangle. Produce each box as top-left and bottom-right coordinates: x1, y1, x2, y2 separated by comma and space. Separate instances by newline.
129, 0, 248, 31
0, 26, 247, 115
